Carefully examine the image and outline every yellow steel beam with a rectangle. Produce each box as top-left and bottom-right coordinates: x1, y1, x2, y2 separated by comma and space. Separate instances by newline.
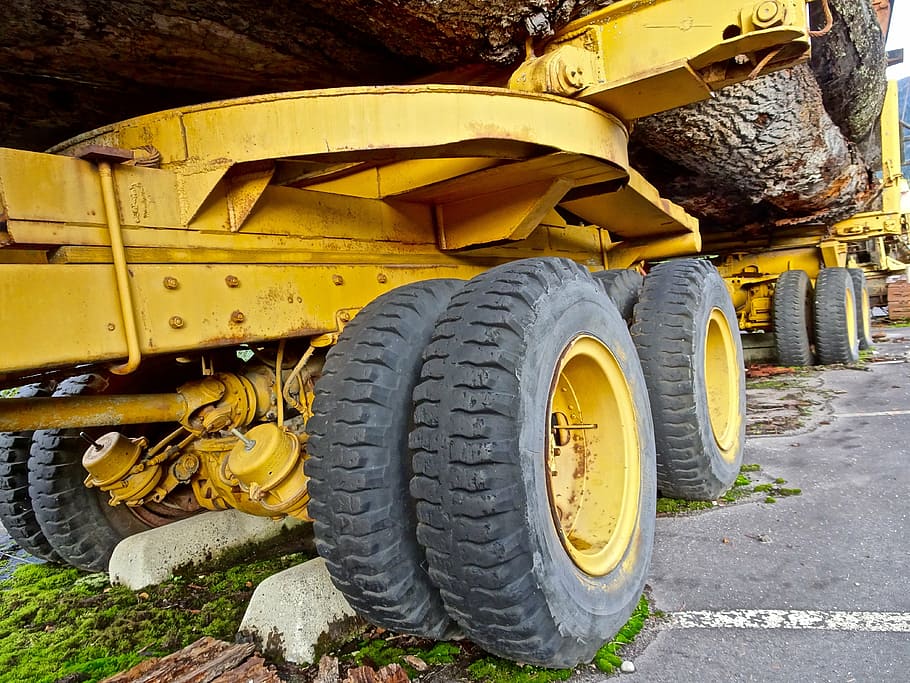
48, 87, 631, 180
881, 80, 905, 214
563, 168, 699, 241
0, 262, 487, 374
819, 239, 847, 269
509, 0, 812, 121
832, 212, 904, 241
716, 247, 822, 281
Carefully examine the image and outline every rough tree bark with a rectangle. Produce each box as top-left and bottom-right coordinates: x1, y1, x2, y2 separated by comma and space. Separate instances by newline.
0, 0, 890, 233
631, 0, 888, 232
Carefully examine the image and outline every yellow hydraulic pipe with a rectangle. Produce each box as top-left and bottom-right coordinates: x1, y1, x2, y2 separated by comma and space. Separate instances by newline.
99, 161, 142, 376
0, 394, 187, 432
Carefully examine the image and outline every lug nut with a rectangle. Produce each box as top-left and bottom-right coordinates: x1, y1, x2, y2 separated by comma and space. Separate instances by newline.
230, 310, 246, 324
225, 275, 240, 288
169, 316, 185, 329
163, 276, 179, 290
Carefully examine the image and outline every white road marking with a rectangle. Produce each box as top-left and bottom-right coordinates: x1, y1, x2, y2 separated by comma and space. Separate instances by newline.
835, 410, 910, 418
668, 610, 910, 632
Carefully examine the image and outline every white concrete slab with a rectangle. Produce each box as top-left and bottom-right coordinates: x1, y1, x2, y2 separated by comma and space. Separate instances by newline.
238, 557, 364, 664
109, 509, 304, 589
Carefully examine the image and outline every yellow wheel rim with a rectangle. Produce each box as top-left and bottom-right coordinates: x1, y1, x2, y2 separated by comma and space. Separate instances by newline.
861, 289, 871, 342
545, 335, 640, 577
703, 308, 740, 462
845, 287, 857, 350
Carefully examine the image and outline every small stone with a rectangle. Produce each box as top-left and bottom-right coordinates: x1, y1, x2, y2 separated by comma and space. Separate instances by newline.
621, 660, 636, 674
403, 655, 429, 671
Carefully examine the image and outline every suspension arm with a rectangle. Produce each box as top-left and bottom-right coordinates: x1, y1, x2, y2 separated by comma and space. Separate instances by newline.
509, 0, 814, 121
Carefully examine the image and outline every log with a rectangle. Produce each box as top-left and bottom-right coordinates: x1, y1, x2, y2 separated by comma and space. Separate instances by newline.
99, 636, 281, 683
630, 0, 889, 233
630, 64, 877, 232
0, 0, 890, 234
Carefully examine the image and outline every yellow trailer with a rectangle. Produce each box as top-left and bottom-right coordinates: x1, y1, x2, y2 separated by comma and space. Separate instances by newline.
0, 0, 816, 667
711, 79, 909, 365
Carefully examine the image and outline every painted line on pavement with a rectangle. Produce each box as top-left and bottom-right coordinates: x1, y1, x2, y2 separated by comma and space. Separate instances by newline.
668, 610, 910, 632
835, 410, 910, 418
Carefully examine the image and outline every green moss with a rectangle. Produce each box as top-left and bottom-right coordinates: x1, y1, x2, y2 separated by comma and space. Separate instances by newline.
656, 498, 713, 515
747, 379, 790, 390
765, 496, 777, 504
721, 486, 750, 503
778, 488, 802, 497
592, 594, 649, 673
733, 474, 750, 487
466, 658, 573, 683
421, 642, 462, 665
752, 484, 773, 493
774, 478, 787, 484
0, 388, 18, 398
0, 552, 307, 682
352, 639, 408, 669
349, 636, 462, 677
740, 464, 762, 473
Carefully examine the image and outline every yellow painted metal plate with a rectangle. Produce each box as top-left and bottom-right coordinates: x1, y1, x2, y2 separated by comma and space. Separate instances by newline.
49, 86, 631, 177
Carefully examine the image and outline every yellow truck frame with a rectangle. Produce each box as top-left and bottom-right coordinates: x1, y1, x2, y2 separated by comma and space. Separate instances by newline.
0, 0, 820, 667
712, 79, 909, 365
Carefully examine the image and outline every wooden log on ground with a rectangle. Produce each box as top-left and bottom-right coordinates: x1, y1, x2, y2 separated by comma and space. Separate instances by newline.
100, 636, 281, 683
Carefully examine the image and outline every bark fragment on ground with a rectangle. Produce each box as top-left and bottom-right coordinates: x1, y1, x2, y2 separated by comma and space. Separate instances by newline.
100, 636, 281, 683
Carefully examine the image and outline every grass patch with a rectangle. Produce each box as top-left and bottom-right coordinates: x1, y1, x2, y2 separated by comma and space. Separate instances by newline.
592, 594, 650, 673
0, 552, 307, 682
656, 498, 713, 515
747, 379, 791, 390
466, 658, 573, 683
352, 639, 462, 677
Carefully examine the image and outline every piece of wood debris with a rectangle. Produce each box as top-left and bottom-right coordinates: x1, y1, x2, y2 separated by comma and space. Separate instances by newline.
100, 636, 281, 683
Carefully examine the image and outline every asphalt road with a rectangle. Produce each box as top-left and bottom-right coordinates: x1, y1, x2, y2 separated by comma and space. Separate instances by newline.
621, 329, 910, 682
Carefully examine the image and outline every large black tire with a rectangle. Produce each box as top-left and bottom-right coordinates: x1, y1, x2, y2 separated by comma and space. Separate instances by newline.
848, 268, 874, 350
814, 267, 860, 364
632, 259, 746, 500
0, 384, 61, 562
305, 280, 463, 639
410, 258, 656, 667
773, 270, 816, 367
29, 374, 154, 572
592, 269, 644, 323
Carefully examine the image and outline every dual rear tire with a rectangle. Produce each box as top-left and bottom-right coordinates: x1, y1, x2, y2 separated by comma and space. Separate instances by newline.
307, 258, 745, 666
772, 267, 867, 366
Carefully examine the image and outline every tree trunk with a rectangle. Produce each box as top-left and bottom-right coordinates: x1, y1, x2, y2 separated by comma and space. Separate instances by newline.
630, 0, 888, 233
631, 64, 877, 232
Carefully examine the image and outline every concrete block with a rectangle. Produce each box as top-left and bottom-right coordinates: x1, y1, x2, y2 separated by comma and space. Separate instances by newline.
109, 509, 304, 589
742, 332, 777, 365
238, 557, 365, 664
